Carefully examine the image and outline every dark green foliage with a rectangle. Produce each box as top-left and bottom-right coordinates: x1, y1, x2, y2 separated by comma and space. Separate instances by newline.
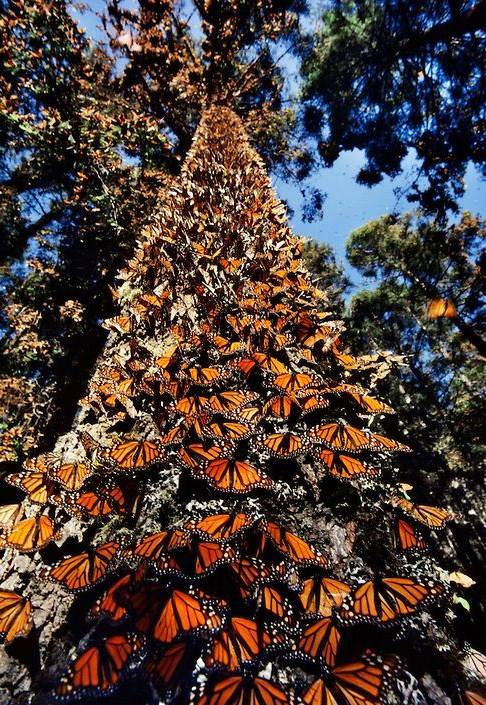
301, 0, 486, 215
345, 210, 485, 471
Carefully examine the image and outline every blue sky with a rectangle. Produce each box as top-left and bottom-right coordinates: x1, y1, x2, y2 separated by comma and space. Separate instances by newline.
74, 1, 485, 286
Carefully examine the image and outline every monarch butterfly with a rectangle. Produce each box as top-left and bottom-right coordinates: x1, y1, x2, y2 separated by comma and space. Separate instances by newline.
153, 589, 223, 643
186, 366, 227, 386
144, 642, 188, 692
308, 423, 371, 452
264, 394, 302, 419
7, 514, 57, 553
258, 432, 306, 458
76, 481, 136, 518
208, 391, 258, 414
159, 425, 186, 447
195, 675, 292, 705
179, 442, 223, 468
298, 391, 330, 414
301, 652, 399, 705
89, 573, 132, 623
155, 345, 180, 370
258, 585, 295, 627
391, 497, 455, 529
464, 646, 486, 681
334, 385, 395, 414
47, 460, 92, 491
109, 439, 163, 470
55, 633, 145, 698
212, 335, 247, 356
339, 576, 446, 625
295, 314, 342, 349
0, 503, 24, 545
309, 423, 409, 453
317, 449, 379, 480
252, 352, 290, 375
395, 519, 428, 551
427, 298, 457, 320
175, 395, 209, 417
6, 467, 58, 505
50, 542, 120, 591
205, 617, 283, 671
134, 529, 189, 567
231, 404, 262, 425
178, 540, 237, 577
185, 513, 255, 542
229, 558, 272, 599
369, 432, 410, 452
261, 521, 328, 568
204, 421, 253, 441
0, 590, 33, 643
193, 457, 274, 493
298, 617, 342, 667
298, 577, 351, 618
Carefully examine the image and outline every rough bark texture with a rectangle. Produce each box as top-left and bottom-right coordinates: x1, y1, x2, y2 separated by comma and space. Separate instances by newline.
0, 106, 480, 704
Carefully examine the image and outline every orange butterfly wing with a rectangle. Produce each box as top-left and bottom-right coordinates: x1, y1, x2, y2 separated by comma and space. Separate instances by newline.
196, 675, 292, 705
196, 457, 273, 493
298, 617, 341, 667
51, 542, 119, 591
7, 515, 56, 552
0, 590, 33, 642
153, 590, 222, 643
55, 633, 144, 697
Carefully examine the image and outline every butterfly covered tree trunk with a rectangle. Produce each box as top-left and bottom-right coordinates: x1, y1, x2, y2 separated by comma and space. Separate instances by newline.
0, 106, 479, 705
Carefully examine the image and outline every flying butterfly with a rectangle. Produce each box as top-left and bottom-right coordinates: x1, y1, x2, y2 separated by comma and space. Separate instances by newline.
208, 391, 258, 414
50, 542, 120, 592
392, 497, 455, 529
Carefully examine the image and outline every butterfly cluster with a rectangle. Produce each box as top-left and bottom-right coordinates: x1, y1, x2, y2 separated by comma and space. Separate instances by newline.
0, 107, 481, 705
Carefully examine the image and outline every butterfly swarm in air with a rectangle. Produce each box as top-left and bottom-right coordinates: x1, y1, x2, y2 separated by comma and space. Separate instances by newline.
0, 106, 475, 705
